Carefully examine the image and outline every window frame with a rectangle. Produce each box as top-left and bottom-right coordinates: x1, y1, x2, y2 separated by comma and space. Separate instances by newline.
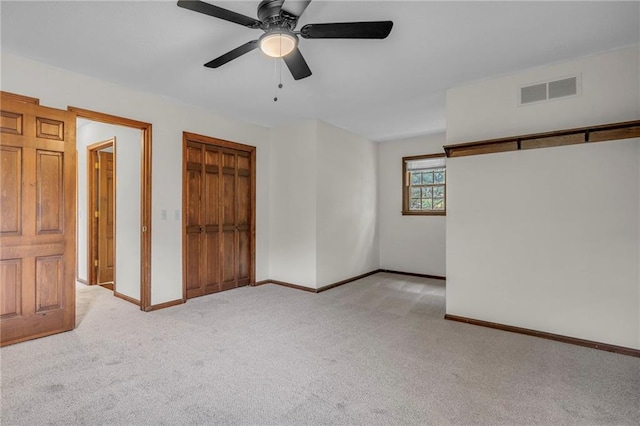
402, 153, 446, 216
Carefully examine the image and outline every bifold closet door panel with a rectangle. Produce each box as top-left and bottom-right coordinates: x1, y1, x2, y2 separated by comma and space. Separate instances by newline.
220, 150, 237, 291
184, 142, 204, 299
236, 152, 251, 286
203, 146, 221, 295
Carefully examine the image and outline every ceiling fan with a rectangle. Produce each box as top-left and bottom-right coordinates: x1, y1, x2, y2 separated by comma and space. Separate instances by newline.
177, 0, 393, 80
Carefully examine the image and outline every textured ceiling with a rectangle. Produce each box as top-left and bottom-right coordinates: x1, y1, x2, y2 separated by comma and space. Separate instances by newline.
1, 1, 638, 141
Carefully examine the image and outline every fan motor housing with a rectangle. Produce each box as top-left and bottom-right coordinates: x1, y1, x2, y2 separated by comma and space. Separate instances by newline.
257, 0, 284, 22
258, 0, 297, 31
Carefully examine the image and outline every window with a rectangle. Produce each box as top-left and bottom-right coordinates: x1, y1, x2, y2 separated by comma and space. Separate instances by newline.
402, 153, 446, 215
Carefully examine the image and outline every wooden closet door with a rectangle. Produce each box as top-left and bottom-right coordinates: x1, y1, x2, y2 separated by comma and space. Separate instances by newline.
0, 96, 76, 346
184, 141, 204, 299
182, 133, 255, 300
236, 151, 251, 287
202, 145, 220, 295
220, 149, 237, 291
219, 149, 251, 290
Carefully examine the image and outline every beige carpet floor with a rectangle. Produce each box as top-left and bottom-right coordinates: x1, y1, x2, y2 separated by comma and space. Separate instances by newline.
1, 272, 639, 425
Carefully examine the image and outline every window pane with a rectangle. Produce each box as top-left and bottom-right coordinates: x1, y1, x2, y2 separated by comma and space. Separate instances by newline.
402, 155, 447, 215
411, 172, 422, 185
423, 172, 434, 184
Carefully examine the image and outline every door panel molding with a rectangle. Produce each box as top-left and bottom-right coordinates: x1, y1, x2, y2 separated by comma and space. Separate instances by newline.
0, 146, 22, 236
36, 150, 64, 234
69, 107, 152, 311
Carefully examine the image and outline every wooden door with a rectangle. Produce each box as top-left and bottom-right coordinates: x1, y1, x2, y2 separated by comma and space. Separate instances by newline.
97, 151, 114, 283
0, 95, 76, 346
183, 133, 254, 299
221, 149, 252, 290
203, 145, 222, 294
184, 141, 206, 299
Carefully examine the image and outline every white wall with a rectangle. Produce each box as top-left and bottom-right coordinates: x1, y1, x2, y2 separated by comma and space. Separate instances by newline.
447, 141, 639, 348
378, 133, 446, 277
268, 120, 380, 289
446, 46, 640, 349
447, 47, 640, 144
316, 121, 378, 287
268, 121, 318, 288
1, 52, 271, 306
77, 122, 142, 301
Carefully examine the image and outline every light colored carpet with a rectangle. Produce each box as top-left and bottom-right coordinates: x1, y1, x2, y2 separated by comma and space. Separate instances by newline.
1, 272, 639, 425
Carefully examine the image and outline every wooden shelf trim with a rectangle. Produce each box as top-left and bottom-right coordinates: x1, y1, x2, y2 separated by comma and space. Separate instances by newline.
444, 120, 640, 158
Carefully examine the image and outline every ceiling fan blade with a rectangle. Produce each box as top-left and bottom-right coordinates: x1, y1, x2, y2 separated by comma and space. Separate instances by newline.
177, 0, 261, 29
204, 40, 259, 68
300, 21, 393, 39
280, 0, 312, 19
282, 48, 312, 80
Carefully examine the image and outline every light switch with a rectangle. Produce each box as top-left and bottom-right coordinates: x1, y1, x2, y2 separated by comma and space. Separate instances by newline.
174, 210, 180, 221
161, 209, 167, 220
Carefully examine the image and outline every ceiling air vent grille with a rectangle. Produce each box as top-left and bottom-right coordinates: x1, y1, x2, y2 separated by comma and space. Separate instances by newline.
519, 75, 580, 105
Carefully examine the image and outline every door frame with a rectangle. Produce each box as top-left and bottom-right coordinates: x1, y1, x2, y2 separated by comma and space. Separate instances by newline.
70, 107, 152, 311
87, 138, 115, 287
181, 131, 256, 301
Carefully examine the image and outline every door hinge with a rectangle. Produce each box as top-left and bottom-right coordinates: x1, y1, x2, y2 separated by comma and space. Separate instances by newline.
94, 260, 98, 267
142, 225, 147, 232
95, 211, 99, 218
95, 162, 99, 169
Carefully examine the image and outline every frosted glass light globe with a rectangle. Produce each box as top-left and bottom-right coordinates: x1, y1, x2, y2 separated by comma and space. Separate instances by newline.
260, 32, 297, 58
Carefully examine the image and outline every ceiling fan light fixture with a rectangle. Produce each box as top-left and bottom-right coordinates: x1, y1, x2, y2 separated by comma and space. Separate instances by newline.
259, 31, 297, 58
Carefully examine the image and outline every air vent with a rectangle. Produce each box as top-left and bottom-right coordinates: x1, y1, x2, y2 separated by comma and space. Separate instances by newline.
548, 77, 577, 99
519, 75, 580, 105
521, 83, 547, 104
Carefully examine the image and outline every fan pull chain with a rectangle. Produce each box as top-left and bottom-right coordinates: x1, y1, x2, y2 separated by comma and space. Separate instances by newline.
273, 59, 283, 102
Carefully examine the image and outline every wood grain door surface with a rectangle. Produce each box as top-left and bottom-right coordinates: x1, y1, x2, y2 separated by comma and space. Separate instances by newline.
0, 96, 77, 346
184, 136, 253, 299
97, 151, 114, 283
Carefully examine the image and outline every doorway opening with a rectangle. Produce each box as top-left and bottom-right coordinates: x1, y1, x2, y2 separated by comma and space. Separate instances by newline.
72, 108, 152, 311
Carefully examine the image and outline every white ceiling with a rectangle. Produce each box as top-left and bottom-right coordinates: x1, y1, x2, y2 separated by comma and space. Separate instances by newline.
1, 1, 638, 141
